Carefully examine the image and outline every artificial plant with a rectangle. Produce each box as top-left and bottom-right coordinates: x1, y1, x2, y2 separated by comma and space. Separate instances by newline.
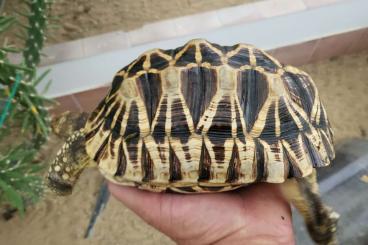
0, 0, 55, 216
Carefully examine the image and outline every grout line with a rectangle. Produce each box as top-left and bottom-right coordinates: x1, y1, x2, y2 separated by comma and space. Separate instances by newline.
307, 38, 322, 63
70, 94, 83, 112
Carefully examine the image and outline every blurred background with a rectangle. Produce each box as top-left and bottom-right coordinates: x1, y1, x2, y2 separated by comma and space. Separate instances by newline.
0, 0, 367, 244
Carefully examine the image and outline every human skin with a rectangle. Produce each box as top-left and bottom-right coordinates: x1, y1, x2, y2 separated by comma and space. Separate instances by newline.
108, 182, 295, 245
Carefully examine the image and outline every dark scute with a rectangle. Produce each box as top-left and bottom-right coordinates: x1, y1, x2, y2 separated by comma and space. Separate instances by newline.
175, 45, 196, 66
128, 55, 146, 77
103, 102, 120, 131
150, 53, 169, 70
253, 49, 279, 73
148, 73, 163, 124
109, 75, 124, 96
126, 137, 139, 162
196, 125, 204, 135
201, 186, 225, 192
161, 48, 175, 58
111, 104, 126, 140
207, 96, 230, 162
239, 70, 269, 133
170, 98, 191, 142
115, 141, 127, 176
136, 73, 162, 125
282, 72, 315, 117
124, 102, 140, 137
95, 96, 116, 124
302, 134, 324, 167
320, 130, 334, 160
234, 102, 244, 137
136, 73, 150, 118
279, 97, 300, 139
118, 66, 128, 73
222, 44, 240, 53
181, 67, 217, 127
285, 135, 304, 160
142, 142, 154, 182
318, 106, 328, 129
152, 97, 167, 144
109, 135, 116, 158
295, 109, 310, 132
228, 48, 250, 68
255, 139, 266, 181
198, 141, 211, 181
207, 97, 232, 146
85, 121, 103, 141
283, 144, 302, 178
173, 45, 185, 55
181, 67, 200, 126
208, 136, 225, 163
183, 146, 191, 161
200, 43, 222, 66
226, 143, 240, 183
176, 187, 197, 193
93, 135, 109, 162
89, 99, 106, 122
209, 42, 226, 53
260, 102, 277, 140
169, 145, 182, 181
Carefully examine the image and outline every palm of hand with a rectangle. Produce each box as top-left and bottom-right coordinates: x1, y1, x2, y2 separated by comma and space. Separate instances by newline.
109, 183, 294, 245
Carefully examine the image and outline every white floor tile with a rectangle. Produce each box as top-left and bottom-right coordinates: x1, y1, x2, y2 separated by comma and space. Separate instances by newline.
82, 31, 130, 57
255, 0, 306, 18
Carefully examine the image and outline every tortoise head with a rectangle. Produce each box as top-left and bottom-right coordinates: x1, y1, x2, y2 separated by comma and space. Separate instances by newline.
47, 129, 91, 195
51, 111, 89, 139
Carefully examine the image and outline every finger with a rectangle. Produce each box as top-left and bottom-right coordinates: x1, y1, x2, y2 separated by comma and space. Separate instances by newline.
236, 184, 293, 240
239, 183, 291, 215
108, 182, 170, 229
108, 182, 292, 241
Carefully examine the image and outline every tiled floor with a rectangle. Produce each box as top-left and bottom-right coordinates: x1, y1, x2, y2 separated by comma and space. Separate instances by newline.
43, 0, 368, 114
39, 0, 350, 67
49, 26, 368, 115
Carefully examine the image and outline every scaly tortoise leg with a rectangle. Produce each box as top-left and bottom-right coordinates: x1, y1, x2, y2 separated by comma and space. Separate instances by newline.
280, 169, 339, 244
47, 129, 93, 195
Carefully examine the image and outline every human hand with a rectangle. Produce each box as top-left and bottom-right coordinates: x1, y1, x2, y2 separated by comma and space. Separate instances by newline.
108, 183, 294, 245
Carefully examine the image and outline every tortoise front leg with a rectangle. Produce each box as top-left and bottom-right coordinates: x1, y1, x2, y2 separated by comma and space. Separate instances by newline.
47, 129, 93, 195
280, 170, 339, 245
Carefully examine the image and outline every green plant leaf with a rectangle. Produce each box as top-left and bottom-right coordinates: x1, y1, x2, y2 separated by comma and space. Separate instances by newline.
0, 178, 25, 217
32, 69, 51, 87
0, 16, 16, 32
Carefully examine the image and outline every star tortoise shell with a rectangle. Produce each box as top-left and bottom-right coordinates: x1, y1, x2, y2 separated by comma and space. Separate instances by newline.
84, 39, 334, 193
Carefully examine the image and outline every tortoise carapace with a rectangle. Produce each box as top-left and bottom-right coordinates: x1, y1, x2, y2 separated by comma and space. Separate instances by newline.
48, 39, 339, 244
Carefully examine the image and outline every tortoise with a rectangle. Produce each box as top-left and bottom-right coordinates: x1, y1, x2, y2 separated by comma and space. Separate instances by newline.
48, 39, 339, 244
